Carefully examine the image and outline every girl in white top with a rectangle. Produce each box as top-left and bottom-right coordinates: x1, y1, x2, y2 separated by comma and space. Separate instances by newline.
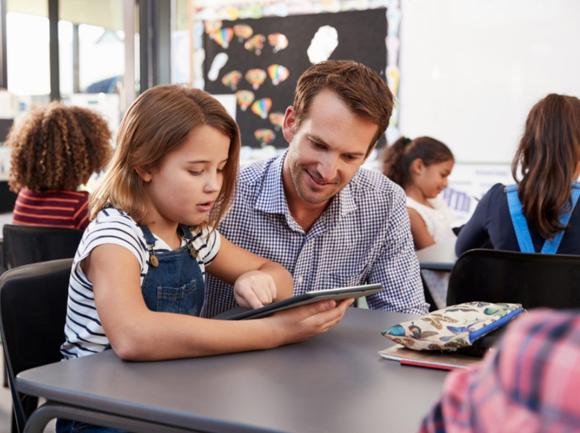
382, 136, 456, 309
383, 136, 456, 249
61, 85, 353, 367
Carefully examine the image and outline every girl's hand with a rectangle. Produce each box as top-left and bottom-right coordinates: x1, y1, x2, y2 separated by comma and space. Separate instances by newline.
267, 298, 355, 346
234, 270, 278, 309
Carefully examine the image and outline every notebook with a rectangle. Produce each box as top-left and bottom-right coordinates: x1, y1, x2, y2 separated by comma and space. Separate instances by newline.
214, 283, 383, 320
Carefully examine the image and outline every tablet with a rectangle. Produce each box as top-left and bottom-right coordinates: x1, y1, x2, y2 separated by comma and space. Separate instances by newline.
213, 283, 383, 320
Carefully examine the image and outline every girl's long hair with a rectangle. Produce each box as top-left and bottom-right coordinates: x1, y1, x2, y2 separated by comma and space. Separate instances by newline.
512, 93, 580, 239
90, 85, 240, 227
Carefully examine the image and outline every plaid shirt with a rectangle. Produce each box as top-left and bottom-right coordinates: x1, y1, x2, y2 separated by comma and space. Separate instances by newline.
419, 309, 580, 433
202, 152, 427, 317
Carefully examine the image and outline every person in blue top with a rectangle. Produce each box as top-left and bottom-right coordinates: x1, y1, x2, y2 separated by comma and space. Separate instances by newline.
456, 93, 580, 255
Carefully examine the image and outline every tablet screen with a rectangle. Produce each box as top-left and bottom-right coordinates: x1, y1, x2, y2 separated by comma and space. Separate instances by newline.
214, 283, 382, 320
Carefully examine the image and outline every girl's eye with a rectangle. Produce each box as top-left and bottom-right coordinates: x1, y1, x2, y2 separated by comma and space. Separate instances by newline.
188, 170, 203, 176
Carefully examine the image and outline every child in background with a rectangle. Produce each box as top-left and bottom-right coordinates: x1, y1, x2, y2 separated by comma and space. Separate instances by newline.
456, 93, 580, 255
383, 136, 456, 309
382, 136, 456, 250
58, 85, 351, 433
7, 103, 112, 230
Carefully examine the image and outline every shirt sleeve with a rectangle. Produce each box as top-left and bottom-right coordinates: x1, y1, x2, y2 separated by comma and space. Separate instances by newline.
366, 191, 429, 314
193, 225, 221, 265
75, 210, 147, 269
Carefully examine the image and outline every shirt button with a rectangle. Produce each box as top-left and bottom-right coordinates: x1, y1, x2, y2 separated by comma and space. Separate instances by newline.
297, 276, 304, 284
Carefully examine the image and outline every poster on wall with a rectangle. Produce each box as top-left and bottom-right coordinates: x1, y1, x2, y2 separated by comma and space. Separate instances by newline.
202, 8, 388, 149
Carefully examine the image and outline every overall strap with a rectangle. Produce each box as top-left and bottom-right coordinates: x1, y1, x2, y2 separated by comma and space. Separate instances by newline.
139, 224, 157, 248
540, 183, 580, 254
505, 185, 535, 253
505, 184, 580, 254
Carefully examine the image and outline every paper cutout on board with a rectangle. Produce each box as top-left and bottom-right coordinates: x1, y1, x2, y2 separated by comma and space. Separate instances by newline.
267, 33, 289, 53
236, 90, 255, 111
208, 53, 229, 81
221, 70, 242, 91
267, 64, 289, 86
386, 66, 400, 96
209, 28, 234, 49
268, 112, 284, 129
244, 34, 266, 55
245, 69, 267, 90
234, 24, 253, 41
307, 25, 338, 64
204, 20, 222, 34
251, 98, 272, 119
254, 129, 276, 146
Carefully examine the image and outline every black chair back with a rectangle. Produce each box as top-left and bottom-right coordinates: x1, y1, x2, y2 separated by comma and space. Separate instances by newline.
447, 249, 580, 308
0, 258, 72, 433
3, 224, 82, 269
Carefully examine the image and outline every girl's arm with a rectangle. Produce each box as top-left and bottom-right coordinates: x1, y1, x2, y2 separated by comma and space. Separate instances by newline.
206, 235, 293, 308
89, 243, 346, 361
407, 208, 435, 250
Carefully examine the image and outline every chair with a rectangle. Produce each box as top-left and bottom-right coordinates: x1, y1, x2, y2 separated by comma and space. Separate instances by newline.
447, 248, 580, 308
0, 258, 72, 433
2, 224, 82, 269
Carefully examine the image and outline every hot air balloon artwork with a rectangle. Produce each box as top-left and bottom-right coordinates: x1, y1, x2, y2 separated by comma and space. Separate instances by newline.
233, 24, 253, 42
268, 112, 284, 130
244, 34, 266, 55
221, 70, 242, 91
251, 98, 272, 119
235, 90, 255, 111
267, 33, 289, 53
204, 20, 222, 35
254, 129, 276, 147
245, 69, 267, 90
267, 64, 289, 86
210, 28, 234, 49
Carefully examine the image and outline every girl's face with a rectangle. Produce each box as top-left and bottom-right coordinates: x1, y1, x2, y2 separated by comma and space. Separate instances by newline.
413, 159, 454, 199
139, 125, 230, 228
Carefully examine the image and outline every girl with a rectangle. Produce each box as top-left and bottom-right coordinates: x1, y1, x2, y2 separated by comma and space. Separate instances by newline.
58, 85, 351, 433
383, 136, 456, 250
7, 103, 112, 229
456, 94, 580, 255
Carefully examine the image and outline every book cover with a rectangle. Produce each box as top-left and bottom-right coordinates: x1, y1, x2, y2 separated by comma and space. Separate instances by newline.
378, 345, 484, 371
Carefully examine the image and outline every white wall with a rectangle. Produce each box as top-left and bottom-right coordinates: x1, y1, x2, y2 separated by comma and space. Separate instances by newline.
399, 0, 580, 163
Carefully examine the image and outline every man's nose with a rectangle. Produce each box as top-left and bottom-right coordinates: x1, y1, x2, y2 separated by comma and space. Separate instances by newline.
317, 155, 339, 181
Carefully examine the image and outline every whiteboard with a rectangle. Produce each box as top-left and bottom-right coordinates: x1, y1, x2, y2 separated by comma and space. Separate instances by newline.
398, 0, 580, 163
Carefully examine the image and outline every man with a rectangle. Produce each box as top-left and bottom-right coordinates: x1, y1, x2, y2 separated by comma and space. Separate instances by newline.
203, 60, 428, 317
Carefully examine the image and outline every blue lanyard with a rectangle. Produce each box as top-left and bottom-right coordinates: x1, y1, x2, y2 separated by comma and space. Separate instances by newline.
505, 183, 580, 254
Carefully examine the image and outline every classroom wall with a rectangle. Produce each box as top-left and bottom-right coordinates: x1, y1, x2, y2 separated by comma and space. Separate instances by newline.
398, 0, 580, 164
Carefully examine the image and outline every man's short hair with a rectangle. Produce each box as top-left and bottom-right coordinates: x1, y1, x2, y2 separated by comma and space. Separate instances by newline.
292, 60, 394, 154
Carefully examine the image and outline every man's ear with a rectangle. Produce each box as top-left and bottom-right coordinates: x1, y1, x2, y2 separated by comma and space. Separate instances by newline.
282, 106, 297, 143
134, 166, 153, 183
410, 158, 424, 175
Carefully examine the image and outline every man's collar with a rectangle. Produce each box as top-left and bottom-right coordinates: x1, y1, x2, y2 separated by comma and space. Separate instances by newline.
255, 151, 288, 214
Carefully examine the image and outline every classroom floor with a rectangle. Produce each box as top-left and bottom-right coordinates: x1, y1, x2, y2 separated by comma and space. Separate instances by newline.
0, 352, 56, 433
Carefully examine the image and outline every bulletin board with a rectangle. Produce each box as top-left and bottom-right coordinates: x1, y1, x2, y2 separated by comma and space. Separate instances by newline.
202, 8, 387, 149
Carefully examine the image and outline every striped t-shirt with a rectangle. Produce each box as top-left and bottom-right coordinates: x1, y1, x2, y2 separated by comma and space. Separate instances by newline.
61, 207, 221, 359
13, 188, 90, 230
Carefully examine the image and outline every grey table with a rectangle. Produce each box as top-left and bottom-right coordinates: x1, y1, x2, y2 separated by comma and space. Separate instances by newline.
417, 242, 457, 272
18, 308, 448, 433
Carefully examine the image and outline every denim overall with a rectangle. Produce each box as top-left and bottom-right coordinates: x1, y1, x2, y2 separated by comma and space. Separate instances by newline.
56, 224, 205, 433
505, 183, 580, 254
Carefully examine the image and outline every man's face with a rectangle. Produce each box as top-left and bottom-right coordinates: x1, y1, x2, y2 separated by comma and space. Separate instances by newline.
282, 89, 378, 208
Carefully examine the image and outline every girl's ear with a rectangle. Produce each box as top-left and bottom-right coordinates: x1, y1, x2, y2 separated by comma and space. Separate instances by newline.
134, 166, 153, 183
410, 158, 424, 176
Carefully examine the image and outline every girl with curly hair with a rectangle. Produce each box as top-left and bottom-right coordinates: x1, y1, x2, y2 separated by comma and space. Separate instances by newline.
7, 102, 112, 229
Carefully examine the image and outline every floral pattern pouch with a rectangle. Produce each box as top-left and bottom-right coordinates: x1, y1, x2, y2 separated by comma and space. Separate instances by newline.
382, 302, 524, 351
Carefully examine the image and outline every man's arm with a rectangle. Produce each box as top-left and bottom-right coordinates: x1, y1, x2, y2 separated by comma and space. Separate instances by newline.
366, 193, 429, 314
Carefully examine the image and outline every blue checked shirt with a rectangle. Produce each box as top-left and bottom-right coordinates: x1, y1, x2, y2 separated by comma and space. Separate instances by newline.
202, 152, 428, 317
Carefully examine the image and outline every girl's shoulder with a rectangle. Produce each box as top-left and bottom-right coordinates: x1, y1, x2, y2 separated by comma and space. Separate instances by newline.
187, 225, 221, 265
